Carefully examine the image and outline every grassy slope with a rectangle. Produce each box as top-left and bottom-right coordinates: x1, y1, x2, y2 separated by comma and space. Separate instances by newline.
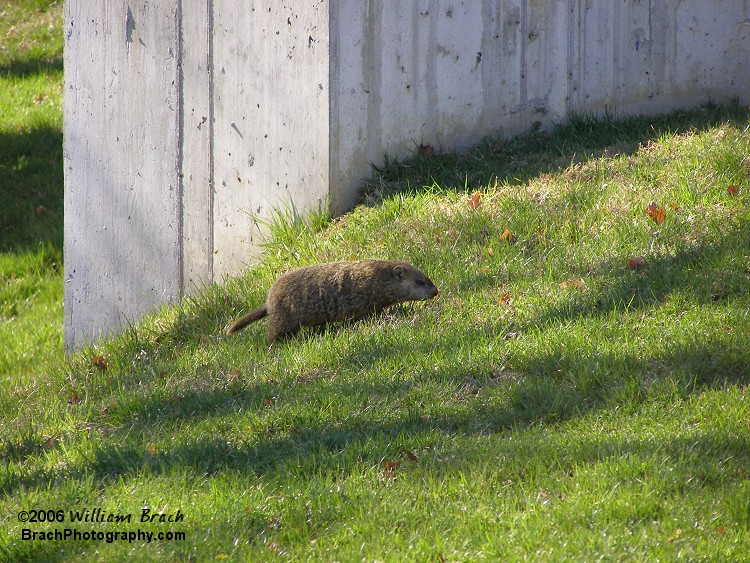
2, 3, 750, 561
0, 0, 64, 389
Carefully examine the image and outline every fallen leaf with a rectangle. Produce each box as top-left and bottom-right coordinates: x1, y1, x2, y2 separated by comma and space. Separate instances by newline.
727, 184, 740, 196
668, 202, 681, 211
419, 143, 434, 158
68, 388, 81, 405
43, 437, 58, 449
486, 247, 494, 256
91, 354, 108, 371
498, 291, 512, 305
227, 368, 242, 382
145, 443, 157, 454
628, 257, 646, 269
645, 202, 666, 224
560, 279, 585, 290
401, 449, 418, 462
467, 191, 483, 210
667, 528, 683, 542
33, 94, 44, 104
384, 460, 401, 479
500, 228, 516, 242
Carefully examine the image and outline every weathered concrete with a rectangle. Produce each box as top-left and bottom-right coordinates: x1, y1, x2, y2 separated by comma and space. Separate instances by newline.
64, 1, 181, 347
210, 1, 330, 278
65, 0, 750, 348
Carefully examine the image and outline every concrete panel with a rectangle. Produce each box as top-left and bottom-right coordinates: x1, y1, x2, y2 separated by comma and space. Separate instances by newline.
210, 1, 330, 276
180, 1, 213, 290
568, 1, 750, 115
64, 1, 180, 347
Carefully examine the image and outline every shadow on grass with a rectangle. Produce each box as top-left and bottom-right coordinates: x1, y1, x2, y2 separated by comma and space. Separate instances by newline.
3, 318, 747, 498
5, 107, 750, 563
0, 57, 63, 78
24, 186, 741, 491
0, 126, 63, 254
362, 103, 750, 202
532, 222, 750, 326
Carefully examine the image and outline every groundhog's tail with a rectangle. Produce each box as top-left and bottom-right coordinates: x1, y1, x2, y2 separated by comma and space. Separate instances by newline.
226, 305, 268, 334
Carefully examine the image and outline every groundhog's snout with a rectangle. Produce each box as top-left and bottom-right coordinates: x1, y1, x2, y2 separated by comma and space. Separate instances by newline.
415, 277, 439, 300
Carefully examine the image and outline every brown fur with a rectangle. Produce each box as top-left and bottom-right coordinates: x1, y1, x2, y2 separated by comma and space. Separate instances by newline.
226, 260, 439, 342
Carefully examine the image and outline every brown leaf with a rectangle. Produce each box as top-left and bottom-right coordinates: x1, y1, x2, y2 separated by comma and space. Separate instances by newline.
498, 291, 512, 305
467, 191, 483, 210
668, 202, 681, 211
401, 449, 418, 462
644, 202, 666, 224
667, 528, 683, 542
419, 143, 434, 158
628, 257, 645, 269
68, 388, 81, 405
384, 460, 401, 479
727, 184, 740, 196
145, 443, 158, 454
485, 247, 494, 257
91, 354, 108, 371
560, 279, 585, 290
500, 228, 516, 242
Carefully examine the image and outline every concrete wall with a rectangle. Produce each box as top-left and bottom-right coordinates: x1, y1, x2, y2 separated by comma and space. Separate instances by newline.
64, 0, 750, 348
64, 2, 182, 347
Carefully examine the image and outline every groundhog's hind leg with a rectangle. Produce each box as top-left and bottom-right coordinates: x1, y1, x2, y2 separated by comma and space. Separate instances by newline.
266, 314, 301, 343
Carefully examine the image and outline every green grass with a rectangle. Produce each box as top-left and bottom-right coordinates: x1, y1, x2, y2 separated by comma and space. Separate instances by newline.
2, 2, 750, 560
0, 0, 64, 390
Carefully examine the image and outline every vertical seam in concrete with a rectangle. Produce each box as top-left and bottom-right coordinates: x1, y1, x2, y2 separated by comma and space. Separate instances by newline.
207, 0, 215, 281
328, 1, 337, 212
566, 0, 574, 115
612, 1, 620, 107
176, 0, 185, 298
364, 0, 383, 167
519, 0, 528, 114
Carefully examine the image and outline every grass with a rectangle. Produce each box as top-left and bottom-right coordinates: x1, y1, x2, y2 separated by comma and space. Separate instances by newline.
2, 2, 750, 560
0, 0, 64, 390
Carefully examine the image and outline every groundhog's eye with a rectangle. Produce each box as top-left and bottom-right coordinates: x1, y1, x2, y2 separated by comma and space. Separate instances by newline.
416, 279, 425, 286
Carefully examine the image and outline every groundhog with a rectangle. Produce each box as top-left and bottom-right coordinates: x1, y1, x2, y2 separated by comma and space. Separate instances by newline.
226, 260, 439, 342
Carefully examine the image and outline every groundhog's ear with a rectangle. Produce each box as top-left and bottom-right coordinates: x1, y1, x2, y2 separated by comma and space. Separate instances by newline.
392, 265, 405, 279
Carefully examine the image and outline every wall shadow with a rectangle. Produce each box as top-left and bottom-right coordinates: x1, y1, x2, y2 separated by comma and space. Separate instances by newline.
0, 126, 63, 254
6, 106, 749, 561
361, 104, 750, 202
0, 57, 63, 78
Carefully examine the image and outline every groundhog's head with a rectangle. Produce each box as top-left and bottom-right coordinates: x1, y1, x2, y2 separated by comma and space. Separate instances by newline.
392, 263, 439, 302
